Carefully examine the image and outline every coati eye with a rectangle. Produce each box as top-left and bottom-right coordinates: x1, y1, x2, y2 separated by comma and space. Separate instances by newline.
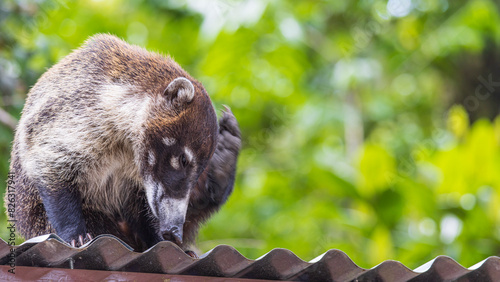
179, 154, 189, 168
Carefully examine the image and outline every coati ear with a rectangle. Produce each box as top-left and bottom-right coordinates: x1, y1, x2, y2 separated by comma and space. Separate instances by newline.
164, 77, 195, 105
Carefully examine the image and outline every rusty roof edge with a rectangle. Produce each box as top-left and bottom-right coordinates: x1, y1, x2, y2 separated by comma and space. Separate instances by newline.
2, 234, 500, 281
0, 265, 272, 282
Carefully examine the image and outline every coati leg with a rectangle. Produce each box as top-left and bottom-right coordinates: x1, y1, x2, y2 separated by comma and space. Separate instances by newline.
206, 106, 241, 204
184, 107, 241, 245
82, 202, 162, 252
118, 194, 164, 252
37, 182, 90, 247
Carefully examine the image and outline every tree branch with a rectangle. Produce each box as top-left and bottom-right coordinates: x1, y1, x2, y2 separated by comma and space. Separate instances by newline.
0, 107, 18, 130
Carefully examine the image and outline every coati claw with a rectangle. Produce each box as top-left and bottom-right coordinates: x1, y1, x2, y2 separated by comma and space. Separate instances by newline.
222, 104, 231, 112
69, 233, 93, 248
185, 250, 198, 258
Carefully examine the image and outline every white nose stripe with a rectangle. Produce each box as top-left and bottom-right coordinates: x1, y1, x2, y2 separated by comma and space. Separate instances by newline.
159, 195, 190, 223
144, 176, 158, 217
184, 147, 194, 162
148, 151, 155, 166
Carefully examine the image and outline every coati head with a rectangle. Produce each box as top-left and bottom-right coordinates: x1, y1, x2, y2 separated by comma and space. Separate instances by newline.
141, 77, 218, 246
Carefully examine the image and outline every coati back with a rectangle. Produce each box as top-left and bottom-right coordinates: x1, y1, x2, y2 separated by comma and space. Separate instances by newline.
7, 34, 241, 252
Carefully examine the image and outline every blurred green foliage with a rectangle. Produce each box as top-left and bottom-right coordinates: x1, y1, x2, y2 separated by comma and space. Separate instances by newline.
2, 0, 500, 269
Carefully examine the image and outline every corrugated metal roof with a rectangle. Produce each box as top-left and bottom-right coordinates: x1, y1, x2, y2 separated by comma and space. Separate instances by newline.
1, 234, 499, 281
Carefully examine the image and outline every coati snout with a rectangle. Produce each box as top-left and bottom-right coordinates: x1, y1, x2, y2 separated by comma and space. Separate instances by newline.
7, 34, 241, 253
142, 76, 219, 247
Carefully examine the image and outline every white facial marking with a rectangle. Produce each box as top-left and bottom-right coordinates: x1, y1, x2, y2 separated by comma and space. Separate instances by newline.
170, 156, 180, 170
158, 194, 190, 223
148, 151, 155, 166
184, 147, 194, 163
143, 176, 158, 217
163, 137, 176, 146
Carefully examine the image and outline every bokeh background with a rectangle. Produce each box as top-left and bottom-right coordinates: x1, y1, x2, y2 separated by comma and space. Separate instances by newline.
2, 0, 500, 269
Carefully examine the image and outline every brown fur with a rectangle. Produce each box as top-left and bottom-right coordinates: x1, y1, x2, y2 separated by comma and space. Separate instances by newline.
7, 34, 241, 252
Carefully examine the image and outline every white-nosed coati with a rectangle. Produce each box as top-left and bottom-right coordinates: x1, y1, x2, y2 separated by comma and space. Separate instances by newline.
6, 34, 241, 254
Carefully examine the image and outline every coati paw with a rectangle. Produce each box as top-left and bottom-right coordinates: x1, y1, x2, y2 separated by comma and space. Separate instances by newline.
70, 233, 93, 248
220, 106, 242, 143
215, 106, 241, 164
187, 106, 241, 220
185, 250, 198, 258
206, 107, 241, 202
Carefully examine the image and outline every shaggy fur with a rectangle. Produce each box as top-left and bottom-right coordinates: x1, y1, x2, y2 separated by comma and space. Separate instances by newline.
7, 34, 241, 252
